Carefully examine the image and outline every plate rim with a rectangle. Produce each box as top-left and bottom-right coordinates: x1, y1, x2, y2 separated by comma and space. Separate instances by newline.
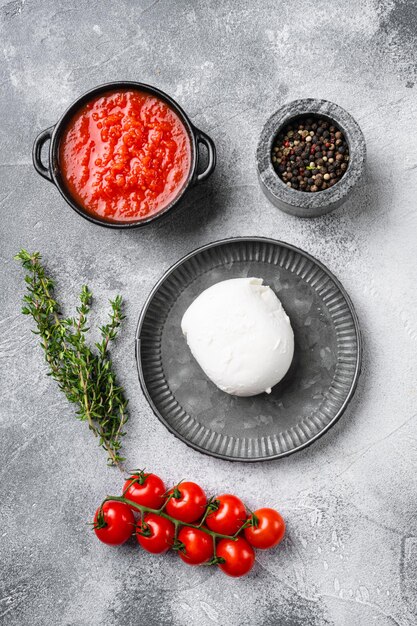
135, 236, 362, 462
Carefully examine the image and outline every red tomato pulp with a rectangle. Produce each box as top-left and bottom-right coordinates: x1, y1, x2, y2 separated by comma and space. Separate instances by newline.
59, 90, 191, 223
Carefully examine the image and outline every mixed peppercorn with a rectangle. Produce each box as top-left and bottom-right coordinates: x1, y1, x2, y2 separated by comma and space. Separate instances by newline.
272, 116, 350, 192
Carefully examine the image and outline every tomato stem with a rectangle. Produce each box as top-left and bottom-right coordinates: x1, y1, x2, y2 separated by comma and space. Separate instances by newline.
233, 517, 252, 537
197, 496, 218, 528
169, 479, 185, 500
102, 495, 239, 542
125, 469, 148, 488
157, 497, 170, 515
93, 503, 107, 530
173, 520, 180, 541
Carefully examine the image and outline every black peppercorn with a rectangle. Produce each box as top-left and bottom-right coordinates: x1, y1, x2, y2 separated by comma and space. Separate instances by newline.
272, 115, 349, 193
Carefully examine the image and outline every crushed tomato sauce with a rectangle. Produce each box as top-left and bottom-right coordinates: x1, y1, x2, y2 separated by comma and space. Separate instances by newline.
59, 90, 191, 222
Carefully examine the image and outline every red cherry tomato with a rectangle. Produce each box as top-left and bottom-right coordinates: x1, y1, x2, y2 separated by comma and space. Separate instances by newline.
244, 508, 286, 550
136, 513, 175, 554
177, 526, 214, 566
165, 482, 207, 523
94, 500, 135, 545
216, 536, 255, 578
123, 472, 166, 510
206, 494, 247, 535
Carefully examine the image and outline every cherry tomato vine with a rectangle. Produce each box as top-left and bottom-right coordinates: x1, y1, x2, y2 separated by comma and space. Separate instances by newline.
93, 470, 286, 578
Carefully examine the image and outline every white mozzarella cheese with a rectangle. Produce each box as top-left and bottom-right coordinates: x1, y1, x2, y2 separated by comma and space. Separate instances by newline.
181, 278, 294, 397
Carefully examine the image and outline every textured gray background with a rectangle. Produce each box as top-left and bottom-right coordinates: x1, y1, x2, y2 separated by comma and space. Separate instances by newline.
1, 1, 416, 625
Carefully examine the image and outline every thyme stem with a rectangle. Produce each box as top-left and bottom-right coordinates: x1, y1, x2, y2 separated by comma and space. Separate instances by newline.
15, 249, 128, 467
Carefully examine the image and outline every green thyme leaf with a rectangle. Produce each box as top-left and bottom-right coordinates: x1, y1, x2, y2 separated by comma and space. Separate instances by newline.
14, 249, 128, 467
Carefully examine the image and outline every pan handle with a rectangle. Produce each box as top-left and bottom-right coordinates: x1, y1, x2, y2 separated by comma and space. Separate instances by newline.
194, 128, 216, 183
32, 126, 54, 183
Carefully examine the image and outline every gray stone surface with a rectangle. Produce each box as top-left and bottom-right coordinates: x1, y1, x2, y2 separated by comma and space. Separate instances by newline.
256, 98, 366, 217
1, 1, 416, 625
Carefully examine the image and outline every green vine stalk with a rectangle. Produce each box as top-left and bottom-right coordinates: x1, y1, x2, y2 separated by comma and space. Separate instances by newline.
95, 473, 257, 564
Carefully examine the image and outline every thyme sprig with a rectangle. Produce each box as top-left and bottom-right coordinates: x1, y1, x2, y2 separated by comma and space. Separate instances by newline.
15, 249, 128, 467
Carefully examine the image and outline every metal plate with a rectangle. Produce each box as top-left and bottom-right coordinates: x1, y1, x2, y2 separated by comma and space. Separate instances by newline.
136, 238, 361, 461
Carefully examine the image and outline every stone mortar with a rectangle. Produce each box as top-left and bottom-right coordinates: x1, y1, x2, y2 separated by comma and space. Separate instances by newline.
256, 98, 366, 217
